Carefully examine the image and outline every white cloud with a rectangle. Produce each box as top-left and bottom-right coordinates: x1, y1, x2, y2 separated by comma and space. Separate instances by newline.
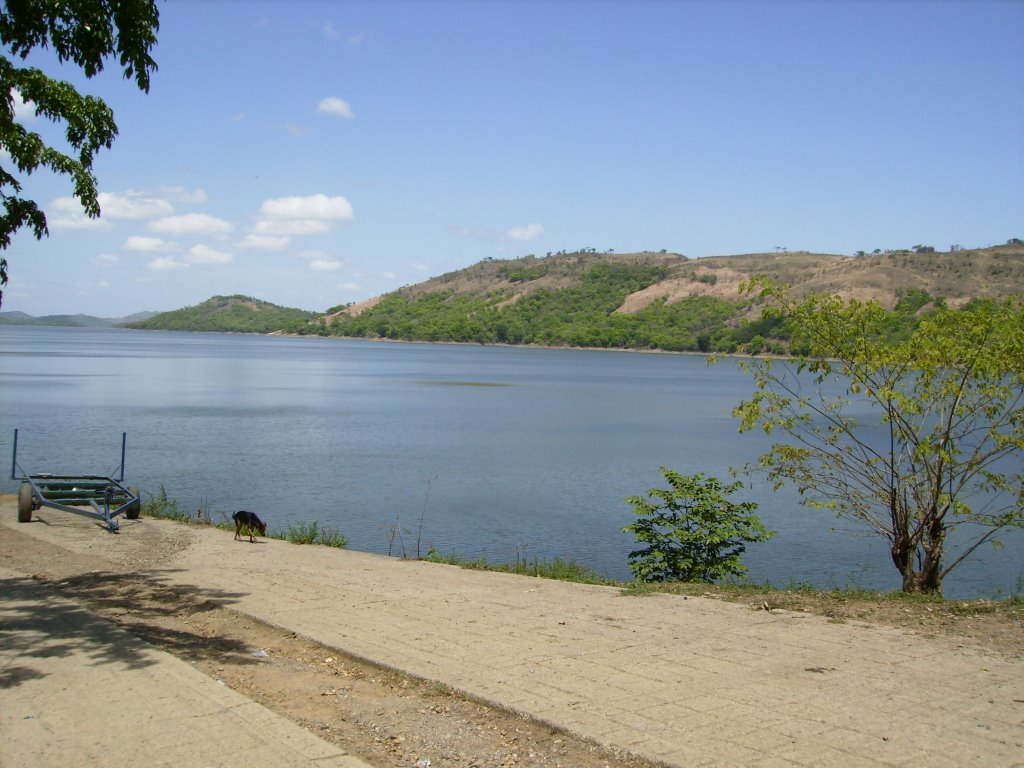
381, 271, 396, 280
92, 254, 121, 267
253, 194, 353, 238
49, 214, 111, 231
148, 257, 188, 271
145, 243, 236, 269
49, 199, 82, 215
298, 248, 341, 272
11, 89, 36, 122
46, 196, 109, 230
186, 244, 233, 265
158, 186, 207, 204
413, 263, 430, 272
149, 213, 233, 235
98, 191, 174, 219
44, 188, 205, 233
237, 234, 290, 251
260, 194, 354, 221
285, 121, 307, 137
311, 259, 341, 271
507, 223, 544, 241
338, 281, 361, 291
317, 97, 354, 119
124, 235, 177, 252
48, 191, 175, 229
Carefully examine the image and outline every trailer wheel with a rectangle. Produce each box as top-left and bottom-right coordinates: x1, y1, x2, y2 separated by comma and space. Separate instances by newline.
125, 486, 141, 519
18, 483, 33, 523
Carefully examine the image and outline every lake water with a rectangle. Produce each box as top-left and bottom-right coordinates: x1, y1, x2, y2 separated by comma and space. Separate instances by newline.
1, 325, 1020, 598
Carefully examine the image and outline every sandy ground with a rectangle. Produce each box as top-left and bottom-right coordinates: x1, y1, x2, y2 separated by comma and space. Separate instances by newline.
2, 498, 1022, 768
0, 500, 658, 768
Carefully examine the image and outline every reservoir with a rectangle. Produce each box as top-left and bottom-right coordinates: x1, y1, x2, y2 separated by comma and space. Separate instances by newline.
2, 325, 1020, 598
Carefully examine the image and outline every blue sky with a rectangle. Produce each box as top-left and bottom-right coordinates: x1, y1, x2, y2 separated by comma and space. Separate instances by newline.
5, 0, 1023, 317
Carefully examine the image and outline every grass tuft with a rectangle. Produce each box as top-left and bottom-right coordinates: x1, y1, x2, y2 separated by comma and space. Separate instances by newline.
140, 484, 192, 522
269, 520, 348, 548
424, 549, 614, 585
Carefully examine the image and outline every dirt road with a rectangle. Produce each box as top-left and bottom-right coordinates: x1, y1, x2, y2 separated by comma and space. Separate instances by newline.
1, 499, 1022, 767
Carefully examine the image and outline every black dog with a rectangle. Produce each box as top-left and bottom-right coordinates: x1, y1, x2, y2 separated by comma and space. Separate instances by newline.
233, 510, 267, 542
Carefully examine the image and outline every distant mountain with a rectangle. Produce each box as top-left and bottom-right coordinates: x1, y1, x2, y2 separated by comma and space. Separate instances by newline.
8, 241, 1021, 351
117, 311, 158, 325
123, 295, 316, 334
305, 241, 1024, 354
0, 311, 156, 327
0, 311, 33, 323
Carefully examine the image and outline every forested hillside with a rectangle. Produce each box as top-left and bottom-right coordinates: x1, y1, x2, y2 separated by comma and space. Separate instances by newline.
304, 243, 1024, 354
125, 295, 315, 334
316, 261, 753, 352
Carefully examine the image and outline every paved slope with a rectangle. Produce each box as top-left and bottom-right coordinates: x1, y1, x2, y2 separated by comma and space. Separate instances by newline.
2, 503, 1021, 767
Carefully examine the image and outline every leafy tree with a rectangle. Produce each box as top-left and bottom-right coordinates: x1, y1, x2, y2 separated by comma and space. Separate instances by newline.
0, 0, 160, 304
623, 469, 774, 583
893, 288, 934, 315
734, 278, 1024, 594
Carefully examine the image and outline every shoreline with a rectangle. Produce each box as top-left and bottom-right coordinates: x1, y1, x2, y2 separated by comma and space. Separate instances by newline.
5, 321, 776, 360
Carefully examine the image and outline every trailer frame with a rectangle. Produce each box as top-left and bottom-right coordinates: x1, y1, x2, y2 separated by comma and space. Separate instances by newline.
11, 429, 141, 532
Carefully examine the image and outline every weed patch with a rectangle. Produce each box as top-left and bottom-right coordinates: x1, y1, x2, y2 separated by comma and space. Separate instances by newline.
270, 520, 348, 548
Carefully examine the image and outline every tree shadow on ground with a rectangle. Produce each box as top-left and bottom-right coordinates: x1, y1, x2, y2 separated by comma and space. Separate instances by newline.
0, 570, 252, 689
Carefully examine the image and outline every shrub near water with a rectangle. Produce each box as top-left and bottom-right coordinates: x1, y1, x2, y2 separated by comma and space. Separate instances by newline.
623, 469, 774, 583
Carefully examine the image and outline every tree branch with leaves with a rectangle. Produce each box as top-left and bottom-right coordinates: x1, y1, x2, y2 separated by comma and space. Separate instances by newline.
733, 278, 1024, 594
0, 0, 159, 304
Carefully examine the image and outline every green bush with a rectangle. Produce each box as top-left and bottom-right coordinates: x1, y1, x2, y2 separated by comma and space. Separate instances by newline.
624, 469, 774, 583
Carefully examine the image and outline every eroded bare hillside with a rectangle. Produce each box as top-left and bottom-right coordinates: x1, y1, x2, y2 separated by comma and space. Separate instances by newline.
333, 243, 1023, 323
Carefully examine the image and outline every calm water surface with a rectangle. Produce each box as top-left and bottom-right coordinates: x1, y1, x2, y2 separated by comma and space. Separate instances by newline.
2, 325, 1020, 598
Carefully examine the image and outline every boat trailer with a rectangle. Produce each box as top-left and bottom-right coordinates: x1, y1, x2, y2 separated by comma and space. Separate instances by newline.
11, 429, 141, 532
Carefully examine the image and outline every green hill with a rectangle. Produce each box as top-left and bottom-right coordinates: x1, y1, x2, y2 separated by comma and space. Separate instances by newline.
1, 311, 115, 327
304, 242, 1024, 354
0, 310, 157, 327
125, 295, 315, 334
